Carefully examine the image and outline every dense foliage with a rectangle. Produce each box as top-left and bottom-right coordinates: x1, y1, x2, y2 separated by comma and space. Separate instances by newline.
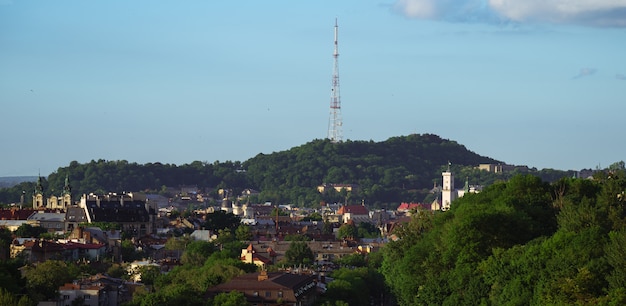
381, 171, 626, 305
1, 134, 515, 207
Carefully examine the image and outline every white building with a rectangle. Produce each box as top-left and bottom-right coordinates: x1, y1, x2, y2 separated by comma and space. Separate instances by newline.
441, 164, 481, 210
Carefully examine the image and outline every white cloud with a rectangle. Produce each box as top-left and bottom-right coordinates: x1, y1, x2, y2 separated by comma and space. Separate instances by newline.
394, 0, 438, 19
489, 0, 626, 26
572, 68, 597, 79
393, 0, 626, 26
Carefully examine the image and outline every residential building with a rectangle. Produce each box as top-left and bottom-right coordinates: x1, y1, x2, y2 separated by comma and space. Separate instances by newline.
240, 243, 276, 269
206, 271, 317, 306
27, 211, 65, 232
58, 274, 125, 306
78, 192, 156, 238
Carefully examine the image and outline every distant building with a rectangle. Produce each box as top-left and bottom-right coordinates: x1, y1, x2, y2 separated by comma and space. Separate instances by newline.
27, 211, 65, 232
317, 183, 358, 194
240, 243, 276, 269
58, 274, 125, 306
206, 271, 317, 306
337, 204, 369, 224
78, 192, 157, 238
441, 165, 481, 210
32, 174, 73, 210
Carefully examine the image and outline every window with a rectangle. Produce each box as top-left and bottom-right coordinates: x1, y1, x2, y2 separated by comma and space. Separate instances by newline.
63, 295, 70, 300
84, 295, 91, 300
278, 291, 283, 298
253, 291, 258, 296
265, 291, 271, 297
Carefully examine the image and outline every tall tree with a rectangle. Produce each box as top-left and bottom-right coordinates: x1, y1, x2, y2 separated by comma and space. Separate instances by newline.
284, 241, 314, 267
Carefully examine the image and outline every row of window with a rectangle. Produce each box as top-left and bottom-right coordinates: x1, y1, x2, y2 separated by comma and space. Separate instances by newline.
252, 291, 283, 298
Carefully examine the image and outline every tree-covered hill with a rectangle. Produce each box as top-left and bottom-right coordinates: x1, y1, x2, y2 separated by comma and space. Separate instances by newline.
0, 134, 576, 207
244, 134, 502, 206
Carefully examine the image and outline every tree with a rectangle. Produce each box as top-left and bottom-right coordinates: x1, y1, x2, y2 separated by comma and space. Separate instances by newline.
337, 222, 357, 240
283, 234, 310, 241
164, 235, 192, 251
0, 260, 25, 294
357, 221, 380, 238
13, 224, 47, 238
235, 224, 252, 241
0, 288, 33, 306
121, 239, 145, 262
181, 240, 216, 266
284, 241, 314, 266
137, 265, 161, 286
106, 264, 128, 279
0, 227, 12, 259
335, 253, 366, 267
210, 291, 248, 306
23, 260, 78, 302
204, 211, 241, 232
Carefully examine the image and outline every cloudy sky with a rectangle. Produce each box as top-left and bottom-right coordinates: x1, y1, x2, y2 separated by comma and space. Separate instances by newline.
1, 0, 625, 177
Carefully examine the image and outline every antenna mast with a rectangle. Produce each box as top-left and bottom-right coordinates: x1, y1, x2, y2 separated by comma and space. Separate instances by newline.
327, 18, 343, 143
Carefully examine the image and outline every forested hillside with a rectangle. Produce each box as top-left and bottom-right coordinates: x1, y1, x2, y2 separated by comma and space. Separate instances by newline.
382, 171, 626, 305
0, 134, 575, 207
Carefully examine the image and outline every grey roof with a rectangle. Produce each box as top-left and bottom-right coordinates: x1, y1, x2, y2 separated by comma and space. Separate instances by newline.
27, 212, 65, 222
84, 200, 150, 223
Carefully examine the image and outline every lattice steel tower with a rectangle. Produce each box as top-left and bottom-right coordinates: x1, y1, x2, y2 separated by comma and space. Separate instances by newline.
327, 18, 343, 143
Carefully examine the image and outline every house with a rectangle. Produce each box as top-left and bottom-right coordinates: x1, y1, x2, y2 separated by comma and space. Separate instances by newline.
337, 205, 369, 224
206, 271, 318, 306
240, 243, 276, 269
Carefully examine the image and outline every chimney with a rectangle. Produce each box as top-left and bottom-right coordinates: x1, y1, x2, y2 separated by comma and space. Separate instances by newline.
258, 270, 268, 281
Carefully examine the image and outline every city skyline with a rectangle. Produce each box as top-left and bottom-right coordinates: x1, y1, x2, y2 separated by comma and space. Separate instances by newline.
1, 1, 625, 177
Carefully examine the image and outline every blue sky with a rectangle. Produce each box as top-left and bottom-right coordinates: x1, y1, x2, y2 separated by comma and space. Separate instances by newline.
1, 0, 625, 177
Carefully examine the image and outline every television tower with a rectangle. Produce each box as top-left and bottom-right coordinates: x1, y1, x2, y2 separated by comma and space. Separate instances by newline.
327, 18, 343, 143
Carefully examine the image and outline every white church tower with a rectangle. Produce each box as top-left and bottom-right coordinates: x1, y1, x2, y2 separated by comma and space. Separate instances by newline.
441, 162, 456, 210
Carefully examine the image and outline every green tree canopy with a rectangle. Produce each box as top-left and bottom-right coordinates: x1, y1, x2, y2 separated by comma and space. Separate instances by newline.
284, 241, 314, 267
23, 260, 79, 302
13, 224, 47, 238
210, 290, 248, 306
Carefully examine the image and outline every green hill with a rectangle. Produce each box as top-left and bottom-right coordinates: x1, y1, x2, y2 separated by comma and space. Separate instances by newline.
244, 134, 501, 206
1, 134, 575, 207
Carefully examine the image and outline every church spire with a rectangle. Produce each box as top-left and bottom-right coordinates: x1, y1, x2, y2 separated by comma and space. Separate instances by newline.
34, 175, 43, 195
62, 174, 72, 195
33, 174, 44, 208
